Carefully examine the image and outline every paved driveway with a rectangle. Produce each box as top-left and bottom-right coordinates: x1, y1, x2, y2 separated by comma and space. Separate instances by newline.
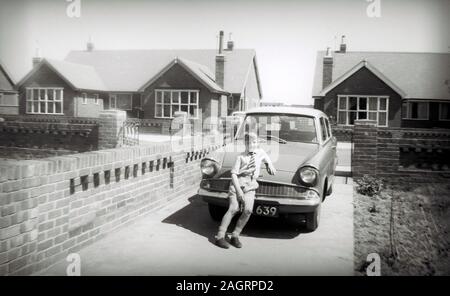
38, 182, 354, 276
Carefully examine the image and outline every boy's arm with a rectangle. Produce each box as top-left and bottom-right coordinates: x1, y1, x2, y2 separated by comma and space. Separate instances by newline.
231, 173, 244, 200
262, 150, 277, 175
230, 156, 244, 199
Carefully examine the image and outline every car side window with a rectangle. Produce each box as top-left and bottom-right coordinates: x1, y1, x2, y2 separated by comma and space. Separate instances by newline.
320, 117, 327, 142
325, 118, 331, 138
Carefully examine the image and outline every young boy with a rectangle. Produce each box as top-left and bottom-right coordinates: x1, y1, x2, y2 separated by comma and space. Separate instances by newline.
215, 132, 276, 249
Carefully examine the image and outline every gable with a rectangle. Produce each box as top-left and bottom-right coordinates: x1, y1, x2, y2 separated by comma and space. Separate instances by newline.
325, 67, 402, 97
0, 65, 15, 91
143, 63, 214, 92
18, 63, 75, 91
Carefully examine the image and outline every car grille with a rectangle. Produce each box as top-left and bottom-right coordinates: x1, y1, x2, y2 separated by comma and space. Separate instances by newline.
201, 179, 308, 198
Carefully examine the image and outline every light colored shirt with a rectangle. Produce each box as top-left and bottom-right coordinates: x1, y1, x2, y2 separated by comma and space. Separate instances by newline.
230, 148, 270, 179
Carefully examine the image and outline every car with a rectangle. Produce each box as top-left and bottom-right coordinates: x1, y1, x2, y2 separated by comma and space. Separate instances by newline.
198, 106, 338, 231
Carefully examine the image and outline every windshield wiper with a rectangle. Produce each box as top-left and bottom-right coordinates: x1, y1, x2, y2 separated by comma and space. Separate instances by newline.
260, 135, 287, 144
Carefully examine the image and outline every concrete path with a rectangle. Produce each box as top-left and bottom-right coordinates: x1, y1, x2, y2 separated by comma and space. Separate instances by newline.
38, 183, 354, 276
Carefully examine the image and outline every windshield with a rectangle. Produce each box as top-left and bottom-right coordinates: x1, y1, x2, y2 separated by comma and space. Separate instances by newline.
235, 113, 318, 144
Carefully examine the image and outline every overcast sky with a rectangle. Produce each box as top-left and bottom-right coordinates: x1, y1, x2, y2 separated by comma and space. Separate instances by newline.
0, 0, 448, 105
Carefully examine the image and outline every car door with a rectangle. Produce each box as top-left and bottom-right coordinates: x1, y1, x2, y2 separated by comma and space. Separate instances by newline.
319, 117, 335, 191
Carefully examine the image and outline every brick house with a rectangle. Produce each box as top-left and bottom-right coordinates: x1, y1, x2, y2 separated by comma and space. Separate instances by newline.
0, 62, 18, 115
312, 37, 450, 128
14, 32, 262, 124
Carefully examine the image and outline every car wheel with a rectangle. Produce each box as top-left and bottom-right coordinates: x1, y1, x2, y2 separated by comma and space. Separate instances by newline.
208, 204, 226, 222
305, 204, 321, 232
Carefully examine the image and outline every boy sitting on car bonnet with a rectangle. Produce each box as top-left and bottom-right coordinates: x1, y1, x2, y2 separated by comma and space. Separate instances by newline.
215, 132, 276, 249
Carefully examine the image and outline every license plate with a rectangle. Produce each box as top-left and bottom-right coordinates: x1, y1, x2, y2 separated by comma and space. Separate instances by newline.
254, 205, 278, 217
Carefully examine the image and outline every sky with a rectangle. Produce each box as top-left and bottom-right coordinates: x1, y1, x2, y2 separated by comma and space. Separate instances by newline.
0, 0, 449, 105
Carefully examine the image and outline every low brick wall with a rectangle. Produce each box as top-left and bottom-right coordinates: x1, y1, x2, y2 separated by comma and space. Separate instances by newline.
0, 134, 224, 275
0, 115, 99, 152
352, 120, 450, 183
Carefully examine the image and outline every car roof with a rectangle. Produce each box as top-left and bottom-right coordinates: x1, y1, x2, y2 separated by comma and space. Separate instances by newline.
245, 106, 327, 118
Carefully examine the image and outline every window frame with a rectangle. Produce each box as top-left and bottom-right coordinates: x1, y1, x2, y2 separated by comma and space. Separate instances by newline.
109, 93, 133, 111
402, 100, 430, 121
337, 95, 389, 127
25, 87, 64, 115
94, 94, 99, 105
82, 93, 88, 105
438, 102, 450, 121
154, 89, 200, 119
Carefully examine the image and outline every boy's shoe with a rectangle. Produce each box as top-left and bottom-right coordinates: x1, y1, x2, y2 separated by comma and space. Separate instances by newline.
215, 237, 230, 249
230, 236, 242, 248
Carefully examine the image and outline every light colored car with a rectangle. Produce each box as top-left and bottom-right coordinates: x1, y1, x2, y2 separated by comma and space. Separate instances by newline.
198, 107, 338, 231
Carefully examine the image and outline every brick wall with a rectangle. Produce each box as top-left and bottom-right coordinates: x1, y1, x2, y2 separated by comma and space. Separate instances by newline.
0, 116, 99, 153
0, 132, 224, 275
352, 119, 450, 183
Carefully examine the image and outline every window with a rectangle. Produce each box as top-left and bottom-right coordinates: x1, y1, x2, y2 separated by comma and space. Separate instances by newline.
94, 94, 99, 105
227, 96, 235, 114
439, 103, 450, 121
82, 93, 87, 104
325, 118, 332, 138
0, 93, 18, 106
236, 114, 317, 143
26, 87, 63, 114
402, 101, 429, 120
337, 95, 388, 127
155, 89, 199, 118
320, 117, 328, 141
109, 93, 132, 110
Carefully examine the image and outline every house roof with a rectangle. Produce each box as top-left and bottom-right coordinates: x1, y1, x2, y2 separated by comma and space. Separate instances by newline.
138, 57, 226, 94
17, 59, 107, 91
0, 62, 17, 92
312, 51, 450, 100
64, 49, 260, 94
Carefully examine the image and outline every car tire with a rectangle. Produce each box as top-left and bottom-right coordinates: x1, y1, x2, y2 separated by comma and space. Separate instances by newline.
305, 204, 321, 232
208, 204, 226, 222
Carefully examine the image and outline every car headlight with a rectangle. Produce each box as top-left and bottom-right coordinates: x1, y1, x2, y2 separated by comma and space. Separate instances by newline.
200, 159, 219, 177
299, 167, 318, 186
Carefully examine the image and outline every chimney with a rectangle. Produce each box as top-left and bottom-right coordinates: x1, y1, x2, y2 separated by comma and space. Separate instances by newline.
215, 30, 225, 88
86, 36, 94, 52
322, 47, 333, 89
32, 46, 42, 68
226, 33, 234, 51
339, 35, 346, 53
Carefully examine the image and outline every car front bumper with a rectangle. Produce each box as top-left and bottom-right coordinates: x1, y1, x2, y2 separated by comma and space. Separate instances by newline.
198, 188, 320, 214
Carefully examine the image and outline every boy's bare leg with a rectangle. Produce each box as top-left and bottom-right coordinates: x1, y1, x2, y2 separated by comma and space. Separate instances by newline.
216, 194, 239, 239
231, 190, 255, 238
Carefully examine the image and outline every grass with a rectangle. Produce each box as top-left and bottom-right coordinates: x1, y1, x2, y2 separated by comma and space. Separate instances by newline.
354, 182, 450, 276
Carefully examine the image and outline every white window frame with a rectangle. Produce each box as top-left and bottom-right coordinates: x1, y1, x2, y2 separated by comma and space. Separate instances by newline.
154, 89, 199, 119
109, 93, 132, 110
25, 87, 64, 115
337, 95, 389, 127
82, 93, 88, 104
438, 102, 450, 121
402, 100, 429, 120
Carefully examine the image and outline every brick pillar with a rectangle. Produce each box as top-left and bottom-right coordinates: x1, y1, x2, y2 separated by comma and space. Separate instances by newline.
352, 120, 378, 179
98, 110, 127, 150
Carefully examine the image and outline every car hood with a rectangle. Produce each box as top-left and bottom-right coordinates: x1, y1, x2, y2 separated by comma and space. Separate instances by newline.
220, 142, 319, 174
